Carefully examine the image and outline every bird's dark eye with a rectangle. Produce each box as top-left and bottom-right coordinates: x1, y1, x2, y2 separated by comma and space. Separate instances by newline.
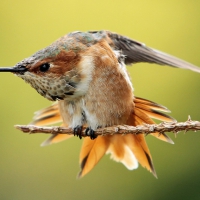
39, 63, 50, 72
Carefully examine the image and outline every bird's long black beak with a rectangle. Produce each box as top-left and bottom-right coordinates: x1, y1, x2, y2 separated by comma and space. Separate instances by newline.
0, 66, 27, 73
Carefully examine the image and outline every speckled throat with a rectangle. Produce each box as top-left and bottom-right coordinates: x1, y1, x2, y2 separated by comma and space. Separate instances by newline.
17, 71, 77, 101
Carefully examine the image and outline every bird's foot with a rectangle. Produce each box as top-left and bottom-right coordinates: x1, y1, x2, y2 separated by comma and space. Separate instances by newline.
73, 125, 83, 139
85, 127, 97, 140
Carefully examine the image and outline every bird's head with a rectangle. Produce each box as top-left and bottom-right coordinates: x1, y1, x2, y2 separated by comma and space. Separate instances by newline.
0, 33, 96, 101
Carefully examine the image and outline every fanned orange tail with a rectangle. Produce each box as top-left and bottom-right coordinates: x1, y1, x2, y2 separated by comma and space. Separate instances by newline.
31, 97, 175, 178
102, 97, 175, 178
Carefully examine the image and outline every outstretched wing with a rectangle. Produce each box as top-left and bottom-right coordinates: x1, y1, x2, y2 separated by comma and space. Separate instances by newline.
89, 30, 200, 73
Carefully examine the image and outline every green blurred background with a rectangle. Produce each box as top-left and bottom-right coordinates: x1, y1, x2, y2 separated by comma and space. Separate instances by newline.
0, 1, 200, 199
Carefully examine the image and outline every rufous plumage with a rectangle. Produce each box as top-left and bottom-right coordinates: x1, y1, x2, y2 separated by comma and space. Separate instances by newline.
0, 30, 199, 178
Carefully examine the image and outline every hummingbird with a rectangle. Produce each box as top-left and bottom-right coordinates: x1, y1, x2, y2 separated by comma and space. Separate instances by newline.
0, 30, 199, 178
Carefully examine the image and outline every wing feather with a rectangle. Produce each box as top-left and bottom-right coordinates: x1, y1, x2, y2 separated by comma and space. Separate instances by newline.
106, 31, 200, 73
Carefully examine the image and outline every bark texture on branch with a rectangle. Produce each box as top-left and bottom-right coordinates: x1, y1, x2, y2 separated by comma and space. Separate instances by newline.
15, 116, 200, 137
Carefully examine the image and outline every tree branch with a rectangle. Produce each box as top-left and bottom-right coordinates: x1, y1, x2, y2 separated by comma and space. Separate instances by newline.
15, 116, 200, 137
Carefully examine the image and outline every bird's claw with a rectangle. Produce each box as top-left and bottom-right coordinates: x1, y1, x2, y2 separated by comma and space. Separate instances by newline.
73, 125, 83, 139
85, 127, 97, 140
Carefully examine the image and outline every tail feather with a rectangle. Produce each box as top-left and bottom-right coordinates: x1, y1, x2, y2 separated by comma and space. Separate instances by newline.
127, 112, 157, 177
30, 96, 175, 178
134, 107, 174, 144
78, 136, 110, 178
41, 134, 73, 146
31, 103, 62, 126
134, 96, 170, 112
126, 134, 157, 177
136, 108, 175, 122
106, 135, 139, 170
31, 103, 72, 146
126, 135, 157, 177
